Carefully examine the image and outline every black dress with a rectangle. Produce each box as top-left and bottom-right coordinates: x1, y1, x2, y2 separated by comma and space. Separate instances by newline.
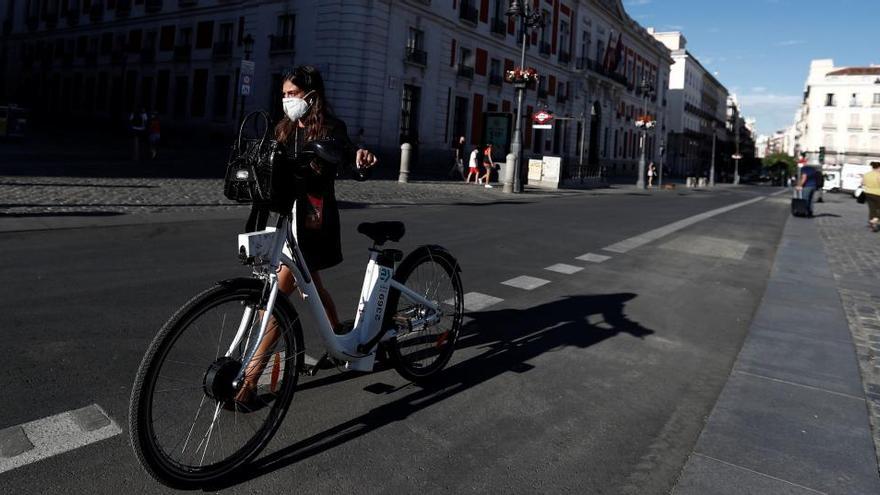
246, 117, 355, 272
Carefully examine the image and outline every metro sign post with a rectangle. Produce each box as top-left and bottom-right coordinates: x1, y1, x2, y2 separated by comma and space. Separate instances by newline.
532, 110, 554, 130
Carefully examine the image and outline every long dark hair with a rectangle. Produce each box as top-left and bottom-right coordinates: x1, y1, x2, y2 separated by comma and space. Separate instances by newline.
275, 65, 332, 144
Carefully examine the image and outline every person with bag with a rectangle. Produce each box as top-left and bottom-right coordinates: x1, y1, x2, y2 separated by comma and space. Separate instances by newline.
861, 161, 880, 232
795, 164, 820, 217
235, 66, 377, 404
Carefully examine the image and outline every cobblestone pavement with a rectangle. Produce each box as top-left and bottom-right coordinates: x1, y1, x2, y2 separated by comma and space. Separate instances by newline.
815, 193, 880, 467
0, 175, 604, 217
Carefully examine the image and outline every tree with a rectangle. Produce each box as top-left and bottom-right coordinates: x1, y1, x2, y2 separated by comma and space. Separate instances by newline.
763, 152, 796, 184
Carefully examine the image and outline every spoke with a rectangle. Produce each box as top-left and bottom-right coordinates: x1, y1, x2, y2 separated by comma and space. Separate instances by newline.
180, 394, 208, 457
216, 312, 228, 360
197, 402, 224, 467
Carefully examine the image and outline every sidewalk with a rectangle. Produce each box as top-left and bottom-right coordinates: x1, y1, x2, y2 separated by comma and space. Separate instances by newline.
674, 194, 880, 494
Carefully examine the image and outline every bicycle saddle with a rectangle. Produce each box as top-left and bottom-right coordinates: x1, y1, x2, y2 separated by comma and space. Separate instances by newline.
357, 221, 405, 245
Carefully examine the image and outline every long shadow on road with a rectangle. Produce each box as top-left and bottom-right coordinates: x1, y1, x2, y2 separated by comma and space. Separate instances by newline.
211, 293, 654, 489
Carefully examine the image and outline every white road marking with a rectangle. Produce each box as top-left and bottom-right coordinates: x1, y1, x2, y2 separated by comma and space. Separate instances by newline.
460, 292, 504, 311
576, 253, 612, 263
502, 275, 551, 291
545, 263, 584, 274
0, 404, 122, 474
602, 196, 766, 254
660, 235, 750, 260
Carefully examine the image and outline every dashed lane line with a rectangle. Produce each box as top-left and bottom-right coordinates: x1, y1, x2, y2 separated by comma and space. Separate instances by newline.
602, 195, 767, 254
461, 292, 505, 312
545, 263, 584, 274
502, 276, 551, 291
576, 253, 612, 263
0, 404, 122, 475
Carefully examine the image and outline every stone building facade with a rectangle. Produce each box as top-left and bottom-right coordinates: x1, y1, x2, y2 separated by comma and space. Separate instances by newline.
794, 59, 880, 165
1, 0, 671, 175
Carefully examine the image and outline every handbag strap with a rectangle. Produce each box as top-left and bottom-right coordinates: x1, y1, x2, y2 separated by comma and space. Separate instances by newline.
235, 110, 273, 153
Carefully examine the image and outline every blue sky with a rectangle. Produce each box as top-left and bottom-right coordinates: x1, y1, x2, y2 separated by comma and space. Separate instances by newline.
622, 0, 880, 136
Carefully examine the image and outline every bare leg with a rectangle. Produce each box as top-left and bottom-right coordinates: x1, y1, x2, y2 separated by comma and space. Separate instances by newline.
235, 266, 340, 402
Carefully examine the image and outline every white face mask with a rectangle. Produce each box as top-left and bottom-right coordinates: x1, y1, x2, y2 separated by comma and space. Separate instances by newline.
282, 91, 313, 121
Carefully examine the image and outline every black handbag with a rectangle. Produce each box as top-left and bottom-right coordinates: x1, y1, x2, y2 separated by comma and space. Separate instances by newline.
223, 111, 293, 211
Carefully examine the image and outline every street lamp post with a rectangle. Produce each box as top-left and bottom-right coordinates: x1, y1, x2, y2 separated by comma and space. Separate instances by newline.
709, 124, 716, 187
238, 33, 255, 125
634, 77, 655, 189
505, 1, 544, 194
733, 120, 741, 185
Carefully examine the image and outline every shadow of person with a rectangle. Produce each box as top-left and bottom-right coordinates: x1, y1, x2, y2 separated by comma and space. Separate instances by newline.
209, 293, 653, 489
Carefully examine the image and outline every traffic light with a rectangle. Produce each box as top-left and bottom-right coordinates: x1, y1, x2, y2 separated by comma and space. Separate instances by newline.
818, 146, 826, 164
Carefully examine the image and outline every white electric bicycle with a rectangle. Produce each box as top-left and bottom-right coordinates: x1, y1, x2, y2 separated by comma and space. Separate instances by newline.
128, 190, 463, 488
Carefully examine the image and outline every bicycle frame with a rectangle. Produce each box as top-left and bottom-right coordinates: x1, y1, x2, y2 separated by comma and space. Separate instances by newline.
230, 210, 441, 384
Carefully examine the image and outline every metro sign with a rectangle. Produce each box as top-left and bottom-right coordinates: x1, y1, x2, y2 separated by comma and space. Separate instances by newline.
532, 110, 554, 129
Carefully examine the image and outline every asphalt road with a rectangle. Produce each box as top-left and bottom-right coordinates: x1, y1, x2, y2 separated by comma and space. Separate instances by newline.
0, 185, 789, 493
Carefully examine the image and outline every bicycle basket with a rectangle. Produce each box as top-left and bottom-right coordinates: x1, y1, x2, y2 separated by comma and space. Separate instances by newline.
223, 111, 290, 209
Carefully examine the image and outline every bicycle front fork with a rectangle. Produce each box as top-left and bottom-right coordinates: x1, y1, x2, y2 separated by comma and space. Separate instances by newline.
230, 273, 281, 389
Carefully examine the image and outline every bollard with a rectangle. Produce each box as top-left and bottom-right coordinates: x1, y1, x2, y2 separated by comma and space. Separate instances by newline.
399, 143, 412, 183
698, 177, 707, 187
504, 153, 516, 193
686, 177, 694, 188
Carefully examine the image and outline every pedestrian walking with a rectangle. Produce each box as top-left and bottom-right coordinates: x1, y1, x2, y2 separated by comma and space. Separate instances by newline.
647, 162, 656, 187
795, 163, 821, 217
861, 161, 880, 232
448, 135, 466, 180
129, 107, 148, 161
465, 145, 480, 184
148, 113, 161, 160
480, 143, 495, 188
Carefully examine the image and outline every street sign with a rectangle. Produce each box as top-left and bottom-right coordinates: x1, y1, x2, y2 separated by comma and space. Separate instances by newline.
532, 110, 554, 125
240, 59, 256, 97
732, 153, 742, 160
533, 124, 552, 129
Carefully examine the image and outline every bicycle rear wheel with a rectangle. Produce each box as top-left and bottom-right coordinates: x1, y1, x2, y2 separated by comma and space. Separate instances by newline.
384, 246, 463, 383
129, 278, 303, 488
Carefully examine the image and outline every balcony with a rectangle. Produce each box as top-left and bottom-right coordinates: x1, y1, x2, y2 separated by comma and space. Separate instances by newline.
269, 35, 295, 54
404, 47, 427, 66
537, 88, 548, 100
848, 124, 863, 131
870, 125, 880, 132
140, 47, 156, 64
489, 74, 503, 87
557, 93, 567, 104
459, 4, 478, 25
26, 14, 39, 31
173, 44, 192, 62
491, 18, 506, 36
558, 50, 570, 65
822, 123, 836, 130
849, 100, 861, 107
116, 0, 132, 17
575, 57, 591, 71
457, 64, 474, 79
539, 41, 551, 56
145, 0, 164, 13
44, 11, 59, 29
89, 4, 104, 22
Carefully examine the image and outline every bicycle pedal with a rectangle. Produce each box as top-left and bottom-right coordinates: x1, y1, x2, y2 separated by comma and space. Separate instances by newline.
301, 352, 334, 376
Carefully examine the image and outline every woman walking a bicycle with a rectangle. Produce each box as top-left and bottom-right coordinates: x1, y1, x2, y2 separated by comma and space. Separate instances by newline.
236, 66, 377, 402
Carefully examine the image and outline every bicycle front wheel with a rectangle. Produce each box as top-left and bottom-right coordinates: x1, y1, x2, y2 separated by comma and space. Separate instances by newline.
385, 246, 463, 383
129, 279, 303, 488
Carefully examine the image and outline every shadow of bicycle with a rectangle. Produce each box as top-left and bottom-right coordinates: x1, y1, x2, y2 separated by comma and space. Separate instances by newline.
209, 292, 653, 489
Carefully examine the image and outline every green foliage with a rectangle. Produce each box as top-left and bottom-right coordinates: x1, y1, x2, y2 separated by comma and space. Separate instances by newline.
763, 152, 797, 177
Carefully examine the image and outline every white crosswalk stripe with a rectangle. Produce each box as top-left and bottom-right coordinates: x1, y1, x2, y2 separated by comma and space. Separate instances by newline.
460, 292, 505, 311
576, 253, 611, 263
502, 275, 551, 290
0, 404, 121, 474
545, 263, 584, 274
